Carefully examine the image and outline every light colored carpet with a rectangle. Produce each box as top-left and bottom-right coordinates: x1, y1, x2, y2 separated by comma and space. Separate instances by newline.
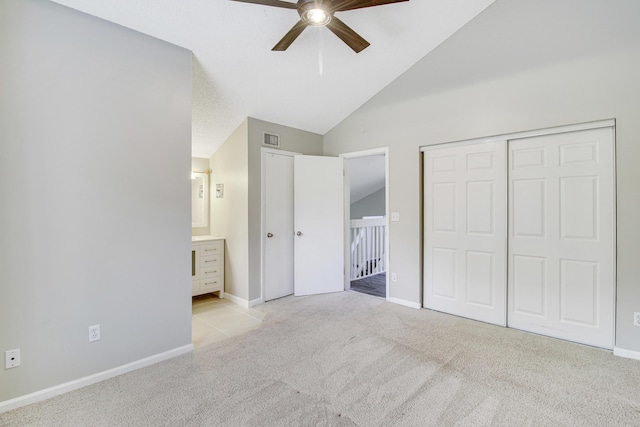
2, 291, 640, 426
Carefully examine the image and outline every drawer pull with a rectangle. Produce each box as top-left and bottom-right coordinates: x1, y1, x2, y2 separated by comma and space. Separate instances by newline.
205, 270, 218, 274
204, 259, 218, 263
204, 248, 218, 252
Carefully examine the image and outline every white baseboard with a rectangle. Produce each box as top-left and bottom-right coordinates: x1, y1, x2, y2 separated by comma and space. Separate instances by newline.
248, 298, 263, 308
389, 297, 422, 309
613, 347, 640, 361
0, 344, 193, 414
224, 293, 263, 308
224, 293, 249, 308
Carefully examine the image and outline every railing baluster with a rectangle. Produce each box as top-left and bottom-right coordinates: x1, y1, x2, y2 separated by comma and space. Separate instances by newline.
350, 218, 386, 281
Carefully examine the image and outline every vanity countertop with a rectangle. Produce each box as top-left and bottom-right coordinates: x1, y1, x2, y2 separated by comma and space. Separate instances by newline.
192, 235, 225, 243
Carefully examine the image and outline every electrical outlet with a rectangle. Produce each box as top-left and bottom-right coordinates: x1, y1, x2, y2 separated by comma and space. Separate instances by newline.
89, 324, 101, 342
5, 349, 20, 369
391, 273, 397, 282
634, 312, 640, 327
391, 212, 400, 222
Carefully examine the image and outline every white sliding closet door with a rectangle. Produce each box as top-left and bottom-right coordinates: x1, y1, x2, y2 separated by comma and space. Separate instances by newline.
424, 141, 507, 326
508, 128, 615, 349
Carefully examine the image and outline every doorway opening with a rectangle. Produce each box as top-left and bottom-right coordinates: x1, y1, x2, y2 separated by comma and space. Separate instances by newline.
341, 149, 389, 300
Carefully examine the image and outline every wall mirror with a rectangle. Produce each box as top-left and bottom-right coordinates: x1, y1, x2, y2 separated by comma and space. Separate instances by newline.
192, 172, 209, 228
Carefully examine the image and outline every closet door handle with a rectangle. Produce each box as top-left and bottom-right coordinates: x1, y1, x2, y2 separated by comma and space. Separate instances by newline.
296, 231, 302, 237
267, 233, 274, 238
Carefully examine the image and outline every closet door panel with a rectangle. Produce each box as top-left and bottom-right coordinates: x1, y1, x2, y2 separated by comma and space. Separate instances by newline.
507, 127, 615, 349
424, 141, 507, 326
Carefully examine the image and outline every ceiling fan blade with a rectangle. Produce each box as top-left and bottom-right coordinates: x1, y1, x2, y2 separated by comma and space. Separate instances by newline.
326, 16, 370, 53
229, 0, 298, 9
272, 20, 309, 51
330, 0, 409, 12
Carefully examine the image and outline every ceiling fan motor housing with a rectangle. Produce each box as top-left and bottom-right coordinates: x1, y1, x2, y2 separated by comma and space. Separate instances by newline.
298, 0, 333, 26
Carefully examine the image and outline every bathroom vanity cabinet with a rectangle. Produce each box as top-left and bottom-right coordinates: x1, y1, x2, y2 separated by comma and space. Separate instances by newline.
192, 236, 224, 297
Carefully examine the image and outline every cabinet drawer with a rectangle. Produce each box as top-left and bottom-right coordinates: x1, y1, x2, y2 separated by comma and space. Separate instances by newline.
192, 279, 200, 294
201, 266, 221, 279
201, 243, 222, 256
200, 255, 221, 268
201, 277, 223, 292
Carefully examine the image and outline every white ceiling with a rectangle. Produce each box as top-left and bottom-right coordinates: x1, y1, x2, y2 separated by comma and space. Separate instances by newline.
50, 0, 495, 158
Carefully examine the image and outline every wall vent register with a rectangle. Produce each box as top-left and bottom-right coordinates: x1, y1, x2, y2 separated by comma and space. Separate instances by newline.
263, 132, 280, 148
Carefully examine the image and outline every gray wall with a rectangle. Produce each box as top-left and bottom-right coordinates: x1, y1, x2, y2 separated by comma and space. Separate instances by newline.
351, 188, 386, 220
0, 0, 192, 403
247, 118, 323, 302
324, 0, 640, 351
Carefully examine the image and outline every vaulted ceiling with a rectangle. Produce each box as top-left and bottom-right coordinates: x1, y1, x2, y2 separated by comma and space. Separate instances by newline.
51, 0, 495, 157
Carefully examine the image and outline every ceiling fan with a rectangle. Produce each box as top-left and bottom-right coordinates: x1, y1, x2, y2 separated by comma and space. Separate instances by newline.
230, 0, 410, 53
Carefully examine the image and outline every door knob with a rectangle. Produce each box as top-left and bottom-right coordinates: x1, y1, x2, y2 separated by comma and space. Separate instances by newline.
267, 232, 273, 238
296, 231, 302, 237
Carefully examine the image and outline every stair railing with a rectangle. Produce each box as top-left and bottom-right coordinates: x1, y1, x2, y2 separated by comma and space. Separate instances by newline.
350, 217, 386, 280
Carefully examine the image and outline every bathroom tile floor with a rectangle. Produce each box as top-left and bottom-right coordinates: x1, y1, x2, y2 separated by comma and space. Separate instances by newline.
192, 294, 265, 349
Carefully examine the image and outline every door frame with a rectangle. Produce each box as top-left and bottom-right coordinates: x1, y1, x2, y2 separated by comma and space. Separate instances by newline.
340, 148, 390, 301
260, 148, 301, 303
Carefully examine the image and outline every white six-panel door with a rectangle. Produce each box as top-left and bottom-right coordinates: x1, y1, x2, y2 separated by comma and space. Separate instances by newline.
424, 141, 507, 326
508, 128, 615, 349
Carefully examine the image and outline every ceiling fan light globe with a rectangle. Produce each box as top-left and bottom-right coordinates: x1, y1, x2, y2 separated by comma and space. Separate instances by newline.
304, 8, 331, 26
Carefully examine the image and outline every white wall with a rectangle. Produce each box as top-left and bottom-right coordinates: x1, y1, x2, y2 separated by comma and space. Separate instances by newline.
211, 120, 250, 301
0, 0, 192, 403
324, 0, 640, 351
351, 188, 386, 220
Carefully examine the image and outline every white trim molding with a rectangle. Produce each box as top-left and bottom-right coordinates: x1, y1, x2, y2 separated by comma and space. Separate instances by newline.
223, 293, 263, 309
340, 147, 390, 159
248, 298, 263, 308
420, 119, 616, 152
613, 347, 640, 361
0, 344, 193, 414
223, 292, 249, 308
389, 297, 422, 309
